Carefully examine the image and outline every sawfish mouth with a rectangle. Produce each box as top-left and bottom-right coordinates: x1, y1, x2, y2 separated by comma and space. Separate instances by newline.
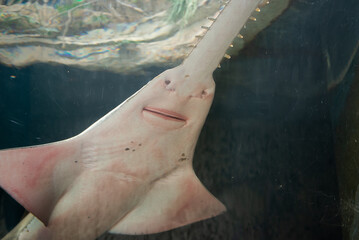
142, 107, 187, 122
142, 107, 187, 129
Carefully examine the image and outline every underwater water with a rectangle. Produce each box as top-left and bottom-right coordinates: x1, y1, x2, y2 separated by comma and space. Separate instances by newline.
0, 0, 358, 239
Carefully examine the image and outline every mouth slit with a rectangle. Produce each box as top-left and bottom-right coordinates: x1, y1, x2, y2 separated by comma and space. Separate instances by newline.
143, 107, 186, 121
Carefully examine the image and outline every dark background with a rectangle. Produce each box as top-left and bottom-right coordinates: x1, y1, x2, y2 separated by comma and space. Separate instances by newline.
1, 0, 359, 239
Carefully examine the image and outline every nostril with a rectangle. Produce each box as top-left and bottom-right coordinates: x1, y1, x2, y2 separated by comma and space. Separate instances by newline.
164, 79, 175, 91
201, 90, 207, 98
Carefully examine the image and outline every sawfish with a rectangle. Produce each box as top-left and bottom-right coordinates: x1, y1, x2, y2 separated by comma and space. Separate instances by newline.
0, 0, 267, 239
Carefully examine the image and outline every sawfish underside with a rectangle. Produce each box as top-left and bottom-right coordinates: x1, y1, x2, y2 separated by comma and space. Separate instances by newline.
0, 0, 267, 239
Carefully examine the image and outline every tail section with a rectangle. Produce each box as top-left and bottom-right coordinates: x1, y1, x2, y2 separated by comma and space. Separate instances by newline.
0, 139, 79, 225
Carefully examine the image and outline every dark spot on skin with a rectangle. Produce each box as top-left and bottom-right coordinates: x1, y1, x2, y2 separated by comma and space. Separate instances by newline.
165, 79, 171, 85
88, 216, 90, 219
185, 74, 190, 78
131, 141, 134, 143
125, 148, 130, 151
181, 153, 185, 156
201, 90, 207, 98
178, 157, 187, 162
75, 161, 78, 163
132, 149, 135, 152
138, 143, 142, 146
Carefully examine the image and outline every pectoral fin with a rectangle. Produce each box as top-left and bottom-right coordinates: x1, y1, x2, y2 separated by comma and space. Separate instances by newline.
0, 139, 79, 225
110, 166, 226, 235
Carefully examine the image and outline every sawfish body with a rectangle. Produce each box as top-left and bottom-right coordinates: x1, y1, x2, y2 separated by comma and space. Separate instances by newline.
0, 0, 265, 239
